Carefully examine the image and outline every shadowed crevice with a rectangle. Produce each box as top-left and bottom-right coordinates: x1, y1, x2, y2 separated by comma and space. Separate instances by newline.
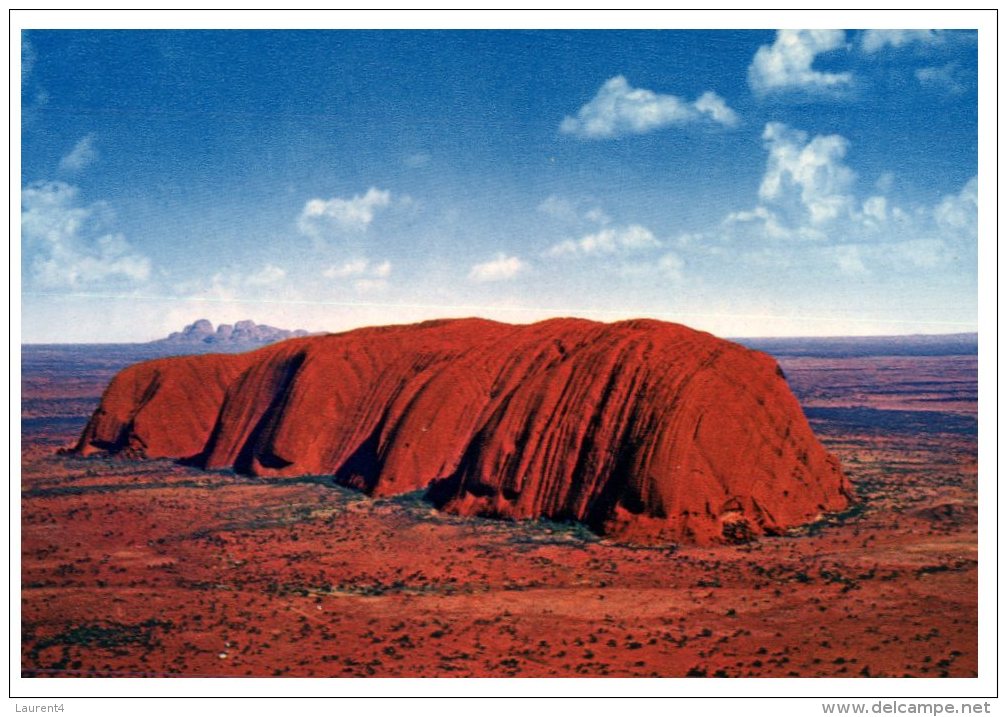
231, 352, 307, 474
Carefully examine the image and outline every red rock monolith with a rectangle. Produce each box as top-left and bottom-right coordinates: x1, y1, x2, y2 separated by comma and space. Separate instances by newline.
75, 318, 851, 543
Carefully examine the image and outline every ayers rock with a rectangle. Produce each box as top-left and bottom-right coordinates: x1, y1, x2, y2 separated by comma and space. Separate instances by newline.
75, 318, 851, 544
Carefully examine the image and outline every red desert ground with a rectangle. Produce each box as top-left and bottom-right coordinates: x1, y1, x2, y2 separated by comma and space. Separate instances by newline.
21, 317, 977, 677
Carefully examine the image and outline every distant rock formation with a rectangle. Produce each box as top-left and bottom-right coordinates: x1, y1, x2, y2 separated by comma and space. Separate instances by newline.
77, 317, 851, 544
153, 319, 308, 346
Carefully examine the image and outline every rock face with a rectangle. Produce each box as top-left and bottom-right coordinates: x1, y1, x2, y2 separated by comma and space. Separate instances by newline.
154, 319, 308, 346
76, 318, 851, 544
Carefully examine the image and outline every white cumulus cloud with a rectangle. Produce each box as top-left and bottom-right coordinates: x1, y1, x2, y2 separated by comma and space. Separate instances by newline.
723, 205, 791, 240
934, 176, 978, 238
713, 126, 976, 280
748, 30, 851, 95
468, 254, 525, 282
915, 63, 966, 94
59, 134, 99, 172
723, 123, 862, 241
861, 29, 940, 53
323, 257, 393, 291
560, 76, 738, 139
298, 187, 392, 237
862, 195, 888, 224
759, 122, 855, 225
693, 91, 739, 126
21, 180, 151, 288
323, 258, 392, 280
546, 224, 661, 257
323, 258, 369, 278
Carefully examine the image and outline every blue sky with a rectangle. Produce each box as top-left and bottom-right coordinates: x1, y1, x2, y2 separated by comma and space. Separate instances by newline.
20, 29, 979, 342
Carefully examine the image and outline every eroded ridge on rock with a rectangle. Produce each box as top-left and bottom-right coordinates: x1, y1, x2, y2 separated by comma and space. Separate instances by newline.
75, 318, 851, 543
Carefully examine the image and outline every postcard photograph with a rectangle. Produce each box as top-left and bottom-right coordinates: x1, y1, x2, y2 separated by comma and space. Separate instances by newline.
13, 11, 992, 705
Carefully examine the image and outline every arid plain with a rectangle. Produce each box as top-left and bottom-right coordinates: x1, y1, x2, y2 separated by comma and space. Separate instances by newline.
20, 332, 977, 678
